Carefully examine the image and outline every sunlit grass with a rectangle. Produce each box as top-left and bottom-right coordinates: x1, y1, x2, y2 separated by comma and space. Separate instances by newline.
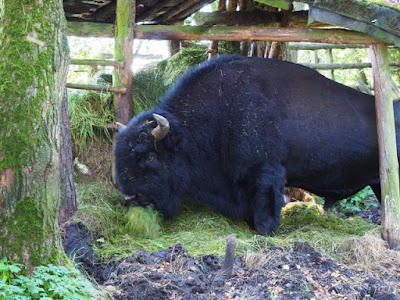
71, 181, 378, 263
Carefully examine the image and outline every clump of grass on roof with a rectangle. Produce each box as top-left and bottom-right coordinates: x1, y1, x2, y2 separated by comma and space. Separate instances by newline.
72, 181, 379, 262
163, 47, 208, 86
131, 61, 169, 113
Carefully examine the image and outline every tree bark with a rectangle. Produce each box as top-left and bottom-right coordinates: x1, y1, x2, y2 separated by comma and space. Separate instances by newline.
58, 88, 77, 225
0, 0, 71, 270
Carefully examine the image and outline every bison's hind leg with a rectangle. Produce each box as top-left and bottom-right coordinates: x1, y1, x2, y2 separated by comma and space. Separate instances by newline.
252, 165, 286, 236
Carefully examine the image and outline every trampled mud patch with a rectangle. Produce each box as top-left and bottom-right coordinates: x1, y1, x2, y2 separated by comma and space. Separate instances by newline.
102, 242, 398, 300
63, 203, 399, 300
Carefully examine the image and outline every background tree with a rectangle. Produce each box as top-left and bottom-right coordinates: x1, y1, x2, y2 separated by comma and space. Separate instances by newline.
0, 0, 73, 270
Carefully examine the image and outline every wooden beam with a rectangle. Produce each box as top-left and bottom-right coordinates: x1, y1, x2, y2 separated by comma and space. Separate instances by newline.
302, 62, 400, 70
194, 10, 327, 28
173, 0, 215, 22
66, 23, 392, 45
137, 0, 175, 22
134, 25, 385, 44
113, 0, 135, 125
156, 0, 201, 22
67, 21, 114, 37
70, 59, 124, 68
66, 83, 127, 93
370, 44, 400, 250
290, 42, 400, 50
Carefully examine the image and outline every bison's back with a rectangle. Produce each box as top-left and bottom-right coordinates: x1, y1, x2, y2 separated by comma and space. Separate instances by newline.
161, 56, 379, 196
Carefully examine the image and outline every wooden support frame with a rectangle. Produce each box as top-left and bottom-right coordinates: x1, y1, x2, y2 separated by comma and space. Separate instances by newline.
302, 62, 400, 70
70, 59, 124, 68
67, 23, 384, 45
113, 0, 135, 125
134, 26, 383, 44
370, 44, 400, 250
67, 83, 127, 94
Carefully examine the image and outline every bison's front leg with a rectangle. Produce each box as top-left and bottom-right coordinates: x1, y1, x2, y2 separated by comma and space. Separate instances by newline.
252, 165, 286, 236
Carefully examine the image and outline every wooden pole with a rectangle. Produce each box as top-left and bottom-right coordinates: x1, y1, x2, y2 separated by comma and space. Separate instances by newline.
67, 22, 386, 45
70, 58, 124, 68
113, 0, 135, 125
370, 44, 400, 250
66, 83, 127, 94
134, 26, 384, 44
208, 0, 228, 59
301, 62, 400, 70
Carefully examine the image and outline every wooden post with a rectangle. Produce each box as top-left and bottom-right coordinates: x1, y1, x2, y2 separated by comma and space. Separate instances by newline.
113, 0, 135, 125
208, 0, 227, 59
370, 44, 400, 250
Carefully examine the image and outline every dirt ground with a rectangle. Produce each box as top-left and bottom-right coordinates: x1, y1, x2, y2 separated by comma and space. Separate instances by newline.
63, 203, 400, 300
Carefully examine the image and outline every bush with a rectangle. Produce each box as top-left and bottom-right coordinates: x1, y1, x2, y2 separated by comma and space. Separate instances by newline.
0, 258, 104, 299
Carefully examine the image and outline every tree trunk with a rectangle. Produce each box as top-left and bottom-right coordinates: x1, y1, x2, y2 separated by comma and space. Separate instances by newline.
58, 88, 77, 226
0, 0, 71, 270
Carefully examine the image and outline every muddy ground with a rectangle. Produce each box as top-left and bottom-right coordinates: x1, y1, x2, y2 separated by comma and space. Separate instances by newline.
63, 203, 399, 300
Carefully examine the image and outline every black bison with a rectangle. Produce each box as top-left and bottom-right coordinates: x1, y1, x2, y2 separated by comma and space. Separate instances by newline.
114, 55, 398, 235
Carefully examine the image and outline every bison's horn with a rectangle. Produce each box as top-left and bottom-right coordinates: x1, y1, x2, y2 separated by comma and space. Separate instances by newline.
152, 113, 170, 140
116, 122, 126, 132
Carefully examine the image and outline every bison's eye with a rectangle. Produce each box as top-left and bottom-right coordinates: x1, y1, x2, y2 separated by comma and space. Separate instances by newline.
146, 155, 154, 163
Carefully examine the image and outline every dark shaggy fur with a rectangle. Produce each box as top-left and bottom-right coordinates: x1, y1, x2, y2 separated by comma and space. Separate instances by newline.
114, 55, 400, 235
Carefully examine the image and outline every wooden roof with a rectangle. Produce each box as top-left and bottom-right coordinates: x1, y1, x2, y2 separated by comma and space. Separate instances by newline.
63, 0, 400, 46
63, 0, 214, 24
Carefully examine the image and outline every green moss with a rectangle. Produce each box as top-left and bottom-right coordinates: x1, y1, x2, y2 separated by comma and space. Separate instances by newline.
1, 198, 53, 268
362, 0, 400, 11
113, 0, 134, 88
0, 0, 68, 268
0, 1, 56, 170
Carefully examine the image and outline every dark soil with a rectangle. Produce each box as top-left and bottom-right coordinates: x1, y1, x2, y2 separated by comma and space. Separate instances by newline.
101, 242, 398, 300
62, 204, 399, 300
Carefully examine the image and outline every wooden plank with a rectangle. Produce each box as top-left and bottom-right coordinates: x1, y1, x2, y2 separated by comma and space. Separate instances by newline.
134, 25, 385, 44
302, 62, 400, 70
137, 0, 176, 22
370, 43, 400, 250
289, 42, 367, 50
113, 0, 135, 124
70, 59, 124, 68
67, 83, 127, 93
67, 21, 114, 37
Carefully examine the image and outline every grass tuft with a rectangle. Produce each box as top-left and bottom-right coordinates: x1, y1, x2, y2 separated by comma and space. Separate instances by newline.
125, 206, 162, 239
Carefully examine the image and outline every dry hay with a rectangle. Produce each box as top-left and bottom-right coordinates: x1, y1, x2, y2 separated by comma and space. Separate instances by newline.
337, 232, 400, 279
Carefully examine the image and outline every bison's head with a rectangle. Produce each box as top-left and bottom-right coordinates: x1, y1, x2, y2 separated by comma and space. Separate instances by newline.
114, 111, 189, 219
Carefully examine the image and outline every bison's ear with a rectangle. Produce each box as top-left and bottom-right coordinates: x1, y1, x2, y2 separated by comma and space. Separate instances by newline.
116, 122, 127, 132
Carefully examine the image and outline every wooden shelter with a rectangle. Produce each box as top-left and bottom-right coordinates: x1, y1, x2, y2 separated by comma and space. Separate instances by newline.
63, 0, 400, 249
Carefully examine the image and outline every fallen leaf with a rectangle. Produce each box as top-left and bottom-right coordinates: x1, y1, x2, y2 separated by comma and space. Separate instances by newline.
331, 271, 340, 278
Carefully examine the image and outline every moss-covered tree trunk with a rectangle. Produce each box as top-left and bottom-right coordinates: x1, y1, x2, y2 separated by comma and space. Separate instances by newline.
0, 0, 71, 269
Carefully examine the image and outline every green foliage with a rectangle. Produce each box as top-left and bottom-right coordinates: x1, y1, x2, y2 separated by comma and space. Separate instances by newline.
0, 258, 104, 300
0, 257, 22, 285
68, 90, 115, 152
338, 186, 378, 214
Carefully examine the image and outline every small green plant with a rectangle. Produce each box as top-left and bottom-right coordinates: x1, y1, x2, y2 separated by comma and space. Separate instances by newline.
0, 258, 105, 300
0, 257, 22, 285
338, 186, 378, 214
